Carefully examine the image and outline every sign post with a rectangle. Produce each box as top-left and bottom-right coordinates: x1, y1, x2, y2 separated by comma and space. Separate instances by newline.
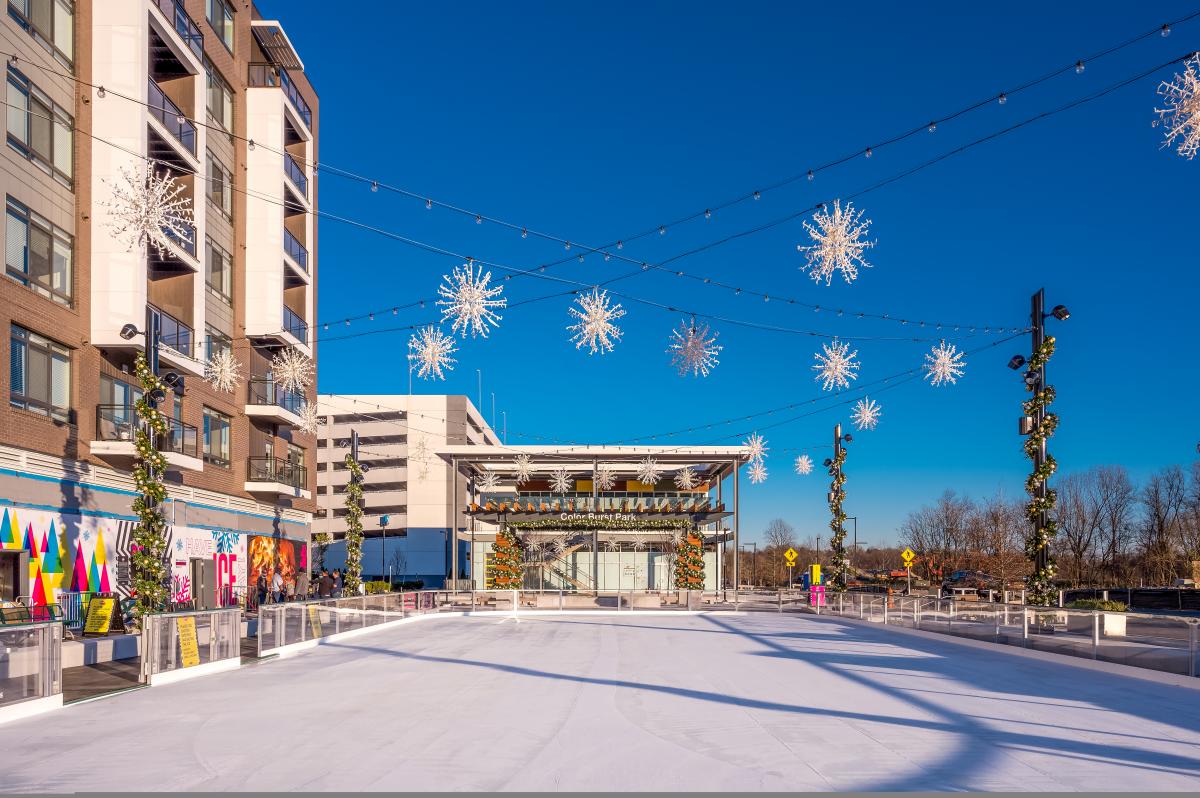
784, 548, 798, 589
901, 547, 916, 595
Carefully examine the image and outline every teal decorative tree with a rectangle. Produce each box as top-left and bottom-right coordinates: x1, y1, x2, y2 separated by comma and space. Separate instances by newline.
342, 453, 364, 594
131, 352, 169, 621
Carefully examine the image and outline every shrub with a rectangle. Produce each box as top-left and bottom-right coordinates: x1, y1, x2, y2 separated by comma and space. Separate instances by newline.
1067, 599, 1127, 612
364, 581, 391, 594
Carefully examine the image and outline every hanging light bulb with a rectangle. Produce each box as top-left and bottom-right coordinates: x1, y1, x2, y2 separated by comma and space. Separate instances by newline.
369, 313, 374, 321
392, 307, 398, 315
659, 225, 666, 235
704, 209, 711, 219
564, 241, 571, 250
616, 241, 623, 249
97, 85, 106, 98
753, 190, 761, 200
425, 198, 432, 209
521, 228, 527, 238
807, 170, 814, 181
578, 254, 584, 263
1075, 60, 1085, 74
370, 181, 378, 192
176, 114, 186, 126
248, 139, 256, 150
603, 253, 610, 261
1161, 23, 1171, 36
475, 214, 482, 224
928, 121, 936, 133
865, 147, 873, 158
998, 93, 1007, 105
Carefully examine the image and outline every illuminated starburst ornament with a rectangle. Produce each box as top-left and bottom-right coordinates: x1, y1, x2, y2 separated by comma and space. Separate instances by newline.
271, 347, 314, 392
852, 397, 882, 430
603, 539, 619, 553
743, 433, 768, 463
550, 535, 570, 555
632, 538, 647, 552
513, 454, 534, 485
549, 467, 573, 494
102, 162, 195, 257
477, 470, 500, 494
748, 460, 768, 484
813, 340, 861, 391
568, 288, 626, 354
407, 325, 458, 380
524, 542, 544, 564
667, 316, 722, 377
594, 464, 617, 492
409, 434, 431, 481
674, 466, 699, 490
297, 403, 322, 436
797, 199, 876, 286
794, 454, 814, 476
923, 340, 966, 386
437, 261, 507, 338
1154, 53, 1200, 160
204, 348, 241, 393
636, 457, 663, 486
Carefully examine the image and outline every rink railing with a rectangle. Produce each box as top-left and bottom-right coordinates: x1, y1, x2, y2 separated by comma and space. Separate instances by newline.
737, 589, 1200, 679
140, 607, 242, 685
0, 618, 62, 723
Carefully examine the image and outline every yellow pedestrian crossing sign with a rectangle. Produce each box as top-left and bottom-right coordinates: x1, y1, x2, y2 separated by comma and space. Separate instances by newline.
784, 547, 798, 567
901, 547, 916, 566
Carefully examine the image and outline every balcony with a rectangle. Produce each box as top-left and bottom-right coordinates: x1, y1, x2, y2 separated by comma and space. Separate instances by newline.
283, 228, 308, 273
151, 0, 204, 62
247, 63, 311, 132
245, 378, 305, 427
246, 456, 310, 499
282, 305, 308, 346
91, 405, 202, 471
147, 78, 196, 156
284, 153, 308, 199
146, 304, 205, 377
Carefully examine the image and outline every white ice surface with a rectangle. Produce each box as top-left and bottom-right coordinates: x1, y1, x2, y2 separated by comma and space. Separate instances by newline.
3, 612, 1200, 791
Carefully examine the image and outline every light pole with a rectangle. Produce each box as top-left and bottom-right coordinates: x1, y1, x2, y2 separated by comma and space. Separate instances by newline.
824, 424, 853, 592
739, 542, 757, 588
379, 514, 390, 585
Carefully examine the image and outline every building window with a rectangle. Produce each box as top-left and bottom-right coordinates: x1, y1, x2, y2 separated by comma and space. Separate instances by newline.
202, 406, 231, 467
206, 0, 234, 52
206, 151, 233, 218
205, 324, 231, 362
5, 197, 72, 306
9, 324, 69, 422
287, 442, 304, 470
205, 237, 232, 302
204, 58, 233, 131
6, 69, 73, 186
8, 0, 74, 68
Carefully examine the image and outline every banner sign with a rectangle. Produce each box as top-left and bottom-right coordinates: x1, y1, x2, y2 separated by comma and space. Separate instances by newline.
83, 596, 117, 636
176, 615, 201, 668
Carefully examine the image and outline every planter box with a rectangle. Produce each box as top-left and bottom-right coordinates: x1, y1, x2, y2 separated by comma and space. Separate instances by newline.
1066, 612, 1127, 637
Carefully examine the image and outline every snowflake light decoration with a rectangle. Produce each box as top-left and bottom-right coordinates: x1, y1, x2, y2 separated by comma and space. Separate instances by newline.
743, 433, 768, 463
797, 199, 876, 286
550, 535, 570, 555
667, 316, 722, 377
813, 340, 861, 391
636, 457, 663, 486
748, 460, 768, 484
852, 397, 882, 430
1154, 53, 1200, 160
631, 538, 647, 552
603, 539, 620, 553
794, 454, 814, 476
524, 542, 545, 564
271, 347, 314, 392
923, 340, 966, 387
674, 465, 699, 490
437, 262, 507, 338
593, 464, 617, 492
477, 470, 500, 494
513, 454, 534, 485
409, 434, 431, 481
549, 467, 573, 494
567, 288, 626, 354
204, 347, 241, 393
407, 325, 458, 380
297, 403, 322, 436
102, 162, 195, 257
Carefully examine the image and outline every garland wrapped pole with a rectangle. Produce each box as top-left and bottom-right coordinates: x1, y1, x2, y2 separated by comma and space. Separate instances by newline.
342, 430, 364, 594
826, 423, 852, 592
131, 352, 169, 621
491, 523, 523, 589
674, 527, 705, 590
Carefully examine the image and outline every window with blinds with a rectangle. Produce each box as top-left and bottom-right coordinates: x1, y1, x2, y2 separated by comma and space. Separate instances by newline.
9, 324, 70, 422
205, 237, 232, 302
7, 0, 74, 68
206, 151, 233, 218
5, 197, 72, 305
5, 69, 73, 186
204, 58, 234, 132
202, 406, 231, 466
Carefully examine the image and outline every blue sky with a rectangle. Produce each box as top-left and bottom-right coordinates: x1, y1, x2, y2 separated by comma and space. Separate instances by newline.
260, 1, 1199, 547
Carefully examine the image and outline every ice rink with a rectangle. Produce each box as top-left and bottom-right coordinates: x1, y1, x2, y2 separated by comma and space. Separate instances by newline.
3, 611, 1200, 791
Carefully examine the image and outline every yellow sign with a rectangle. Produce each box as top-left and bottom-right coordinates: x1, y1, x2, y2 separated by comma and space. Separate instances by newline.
784, 547, 798, 563
809, 564, 821, 584
83, 597, 116, 636
176, 616, 201, 668
901, 547, 916, 565
785, 561, 796, 567
307, 605, 323, 638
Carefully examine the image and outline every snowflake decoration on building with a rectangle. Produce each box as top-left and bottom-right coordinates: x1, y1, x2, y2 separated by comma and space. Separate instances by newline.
204, 347, 242, 393
743, 433, 768, 463
603, 539, 620, 553
674, 465, 699, 490
794, 454, 814, 476
101, 162, 195, 257
923, 340, 966, 387
476, 470, 500, 494
1154, 53, 1200, 160
797, 199, 876, 286
513, 453, 534, 485
549, 467, 573, 494
667, 316, 722, 377
524, 542, 545, 564
270, 347, 314, 392
748, 460, 768, 485
593, 464, 617, 492
407, 325, 458, 380
631, 538, 647, 552
567, 288, 626, 355
297, 403, 322, 436
636, 457, 663, 486
550, 535, 570, 555
436, 262, 507, 338
851, 397, 883, 430
812, 340, 861, 391
408, 434, 431, 481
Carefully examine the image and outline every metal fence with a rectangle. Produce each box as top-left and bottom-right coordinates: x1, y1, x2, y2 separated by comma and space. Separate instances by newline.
257, 591, 452, 656
140, 607, 241, 682
0, 620, 62, 714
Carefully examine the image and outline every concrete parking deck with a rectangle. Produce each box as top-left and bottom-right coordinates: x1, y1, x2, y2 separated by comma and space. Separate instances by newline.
2, 612, 1199, 791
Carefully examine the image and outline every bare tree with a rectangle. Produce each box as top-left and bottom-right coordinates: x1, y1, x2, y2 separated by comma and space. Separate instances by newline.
764, 518, 797, 550
1094, 465, 1137, 583
1139, 465, 1187, 585
1055, 471, 1102, 585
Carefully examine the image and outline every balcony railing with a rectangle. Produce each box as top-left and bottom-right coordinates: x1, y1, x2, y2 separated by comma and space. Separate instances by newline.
95, 405, 198, 459
248, 456, 307, 490
161, 416, 199, 458
148, 304, 194, 358
147, 78, 197, 155
248, 378, 305, 416
284, 153, 308, 198
283, 228, 308, 271
152, 0, 204, 61
283, 305, 308, 342
161, 221, 197, 257
246, 63, 312, 129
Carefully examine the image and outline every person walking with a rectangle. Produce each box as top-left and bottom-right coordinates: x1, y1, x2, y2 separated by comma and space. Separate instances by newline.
296, 570, 310, 600
271, 569, 284, 604
332, 569, 343, 598
318, 569, 334, 598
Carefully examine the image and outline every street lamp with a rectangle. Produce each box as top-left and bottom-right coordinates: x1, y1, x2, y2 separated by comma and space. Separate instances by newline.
379, 514, 390, 586
738, 542, 757, 588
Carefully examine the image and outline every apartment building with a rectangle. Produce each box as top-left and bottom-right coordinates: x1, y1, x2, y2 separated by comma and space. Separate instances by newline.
0, 1, 319, 608
314, 395, 501, 588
